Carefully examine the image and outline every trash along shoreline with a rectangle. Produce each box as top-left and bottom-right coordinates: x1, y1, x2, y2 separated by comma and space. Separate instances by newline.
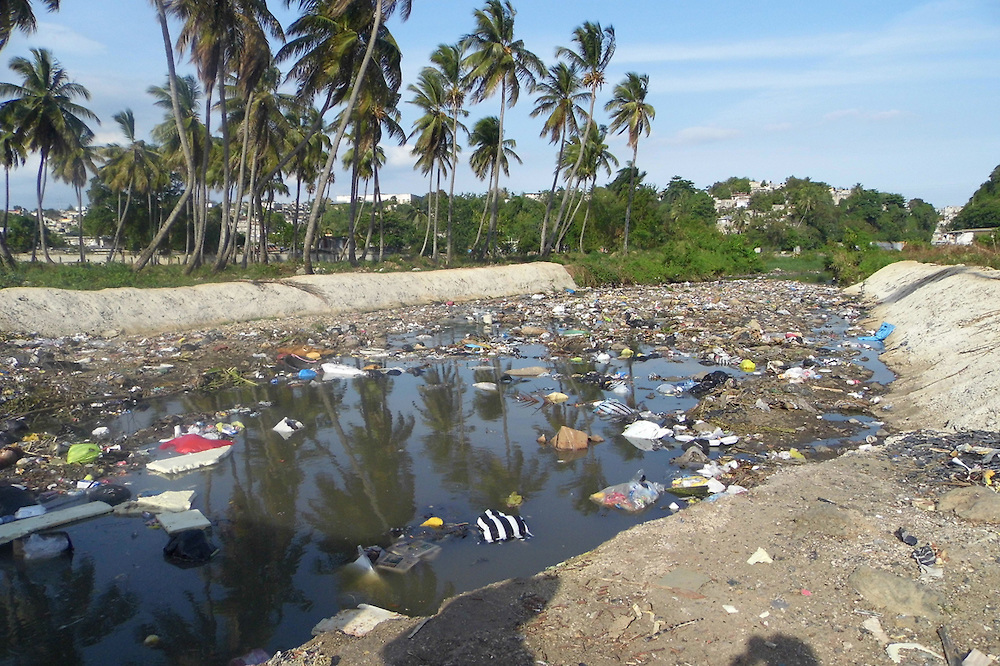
2, 261, 1000, 665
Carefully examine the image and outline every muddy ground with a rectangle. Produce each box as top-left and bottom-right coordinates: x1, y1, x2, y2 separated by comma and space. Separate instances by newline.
1, 262, 999, 666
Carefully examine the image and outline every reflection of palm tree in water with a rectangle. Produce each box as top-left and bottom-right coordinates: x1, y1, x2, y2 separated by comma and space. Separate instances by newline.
0, 556, 138, 663
308, 376, 415, 552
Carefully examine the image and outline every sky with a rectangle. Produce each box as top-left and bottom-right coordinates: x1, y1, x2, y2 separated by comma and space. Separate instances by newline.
3, 0, 999, 211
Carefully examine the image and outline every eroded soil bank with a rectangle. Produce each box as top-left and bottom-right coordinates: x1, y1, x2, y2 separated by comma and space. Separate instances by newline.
1, 261, 999, 666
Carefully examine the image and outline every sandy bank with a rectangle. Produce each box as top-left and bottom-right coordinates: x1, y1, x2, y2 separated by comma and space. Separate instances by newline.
0, 262, 576, 337
846, 260, 1000, 432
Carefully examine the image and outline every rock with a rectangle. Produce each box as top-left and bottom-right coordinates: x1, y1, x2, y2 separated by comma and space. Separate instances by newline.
937, 486, 1000, 522
848, 566, 945, 619
674, 446, 711, 469
549, 426, 590, 451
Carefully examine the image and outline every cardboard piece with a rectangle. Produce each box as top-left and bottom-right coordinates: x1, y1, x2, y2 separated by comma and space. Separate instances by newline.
157, 509, 211, 534
113, 490, 196, 515
0, 501, 113, 545
549, 426, 590, 450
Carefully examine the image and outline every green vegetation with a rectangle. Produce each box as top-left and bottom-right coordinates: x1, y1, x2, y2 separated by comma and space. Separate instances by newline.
951, 164, 1000, 230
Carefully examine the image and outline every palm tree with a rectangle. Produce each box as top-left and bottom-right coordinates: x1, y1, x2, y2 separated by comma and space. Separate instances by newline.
99, 109, 164, 262
0, 0, 59, 51
0, 120, 25, 267
281, 0, 410, 274
547, 21, 614, 255
0, 48, 97, 263
52, 135, 95, 262
468, 115, 520, 250
430, 42, 468, 264
531, 61, 585, 254
408, 67, 452, 259
461, 0, 542, 256
605, 72, 654, 253
559, 123, 616, 251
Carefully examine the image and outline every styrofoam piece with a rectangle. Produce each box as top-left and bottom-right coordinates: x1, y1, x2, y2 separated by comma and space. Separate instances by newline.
311, 604, 404, 637
621, 420, 671, 440
0, 501, 113, 545
156, 509, 211, 534
321, 363, 367, 378
146, 445, 232, 475
113, 490, 196, 515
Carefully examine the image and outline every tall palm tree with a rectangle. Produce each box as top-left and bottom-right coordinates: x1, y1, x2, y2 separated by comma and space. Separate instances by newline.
0, 48, 97, 263
281, 0, 410, 274
100, 109, 164, 262
605, 72, 654, 254
531, 61, 585, 254
430, 42, 468, 264
0, 0, 59, 51
547, 21, 614, 255
0, 119, 25, 267
461, 0, 542, 256
408, 67, 452, 259
52, 134, 95, 262
468, 115, 519, 250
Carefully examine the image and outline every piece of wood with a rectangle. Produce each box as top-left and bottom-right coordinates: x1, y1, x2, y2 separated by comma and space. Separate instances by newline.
0, 501, 113, 545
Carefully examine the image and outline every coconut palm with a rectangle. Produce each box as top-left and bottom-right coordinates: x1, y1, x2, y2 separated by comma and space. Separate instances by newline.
0, 48, 97, 263
605, 72, 654, 253
531, 60, 585, 254
468, 115, 520, 250
0, 0, 59, 51
408, 67, 453, 259
281, 0, 410, 274
0, 119, 25, 267
51, 134, 95, 262
461, 0, 542, 255
430, 42, 468, 263
559, 123, 616, 251
547, 21, 614, 255
99, 109, 164, 263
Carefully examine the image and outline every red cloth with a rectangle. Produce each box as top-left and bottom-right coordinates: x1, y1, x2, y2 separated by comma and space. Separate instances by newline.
159, 433, 228, 454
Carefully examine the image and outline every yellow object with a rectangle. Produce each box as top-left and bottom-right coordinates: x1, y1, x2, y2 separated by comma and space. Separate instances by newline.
788, 448, 806, 460
420, 517, 444, 528
619, 348, 634, 359
985, 470, 995, 486
740, 359, 756, 372
306, 351, 322, 360
505, 491, 523, 507
545, 392, 569, 404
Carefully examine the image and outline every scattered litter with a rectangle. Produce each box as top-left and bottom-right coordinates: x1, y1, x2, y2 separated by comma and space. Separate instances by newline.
164, 529, 218, 565
147, 445, 233, 475
747, 547, 773, 565
157, 509, 211, 535
722, 605, 738, 614
886, 642, 943, 664
272, 417, 304, 437
0, 501, 113, 546
14, 531, 72, 560
859, 322, 895, 342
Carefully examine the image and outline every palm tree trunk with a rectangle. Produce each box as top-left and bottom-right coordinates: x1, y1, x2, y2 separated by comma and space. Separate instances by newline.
186, 84, 214, 273
293, 168, 302, 258
0, 167, 16, 268
486, 79, 507, 256
76, 186, 84, 263
214, 58, 233, 271
348, 140, 360, 266
579, 178, 595, 252
108, 186, 134, 263
419, 173, 432, 256
375, 166, 384, 262
242, 150, 259, 268
432, 168, 441, 260
624, 145, 638, 254
539, 125, 566, 254
446, 102, 459, 264
557, 183, 586, 249
34, 152, 51, 263
473, 188, 491, 251
548, 83, 598, 256
134, 0, 197, 272
302, 0, 383, 275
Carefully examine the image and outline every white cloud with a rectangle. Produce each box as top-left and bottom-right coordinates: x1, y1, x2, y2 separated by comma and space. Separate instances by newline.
385, 143, 417, 168
21, 22, 106, 57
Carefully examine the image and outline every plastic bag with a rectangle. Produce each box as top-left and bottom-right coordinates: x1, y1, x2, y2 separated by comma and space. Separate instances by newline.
590, 470, 664, 512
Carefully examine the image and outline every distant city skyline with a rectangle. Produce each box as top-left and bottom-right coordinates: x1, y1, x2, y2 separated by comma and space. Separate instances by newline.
3, 0, 998, 211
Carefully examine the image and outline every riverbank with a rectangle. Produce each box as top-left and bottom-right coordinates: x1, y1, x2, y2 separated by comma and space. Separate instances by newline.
1, 262, 998, 665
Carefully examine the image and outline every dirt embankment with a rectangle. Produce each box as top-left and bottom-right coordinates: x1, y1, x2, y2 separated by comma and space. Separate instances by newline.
0, 262, 576, 337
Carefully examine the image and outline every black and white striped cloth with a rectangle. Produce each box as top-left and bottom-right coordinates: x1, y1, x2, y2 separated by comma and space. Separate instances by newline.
476, 509, 532, 543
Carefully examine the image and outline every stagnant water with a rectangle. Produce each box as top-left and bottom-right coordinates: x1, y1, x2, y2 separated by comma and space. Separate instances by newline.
0, 323, 892, 666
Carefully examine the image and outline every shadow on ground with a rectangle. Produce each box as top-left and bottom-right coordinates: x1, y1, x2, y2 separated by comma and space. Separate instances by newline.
728, 632, 820, 665
379, 574, 560, 666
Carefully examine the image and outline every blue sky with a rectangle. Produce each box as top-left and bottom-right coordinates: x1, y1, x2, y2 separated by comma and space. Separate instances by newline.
4, 0, 998, 210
